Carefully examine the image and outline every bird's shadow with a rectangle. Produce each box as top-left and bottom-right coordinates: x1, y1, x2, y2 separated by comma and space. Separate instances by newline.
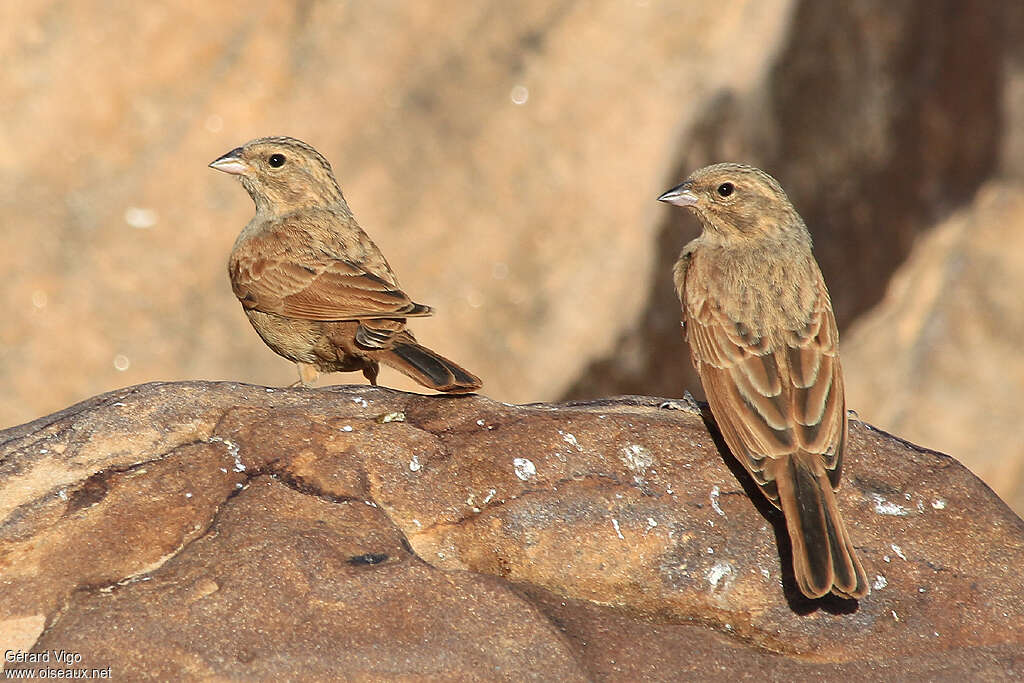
697, 405, 861, 615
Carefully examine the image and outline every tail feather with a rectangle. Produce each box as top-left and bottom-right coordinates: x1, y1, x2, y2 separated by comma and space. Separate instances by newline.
776, 454, 869, 599
378, 341, 482, 394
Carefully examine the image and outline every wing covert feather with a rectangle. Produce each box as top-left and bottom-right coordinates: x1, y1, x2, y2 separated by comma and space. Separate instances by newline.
231, 231, 433, 321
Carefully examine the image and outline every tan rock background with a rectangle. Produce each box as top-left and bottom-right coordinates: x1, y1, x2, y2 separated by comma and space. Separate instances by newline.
2, 2, 1023, 510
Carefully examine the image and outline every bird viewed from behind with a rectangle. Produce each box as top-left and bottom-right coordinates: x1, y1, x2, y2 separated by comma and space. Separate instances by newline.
658, 163, 869, 600
209, 136, 482, 394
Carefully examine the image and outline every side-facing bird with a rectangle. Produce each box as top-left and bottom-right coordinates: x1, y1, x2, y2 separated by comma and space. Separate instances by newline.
658, 163, 868, 599
209, 136, 482, 393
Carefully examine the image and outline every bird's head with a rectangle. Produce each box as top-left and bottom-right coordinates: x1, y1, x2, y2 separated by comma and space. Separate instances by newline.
209, 136, 345, 214
657, 163, 803, 241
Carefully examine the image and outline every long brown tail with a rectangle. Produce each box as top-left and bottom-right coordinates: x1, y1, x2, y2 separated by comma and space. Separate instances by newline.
377, 340, 482, 394
775, 453, 869, 599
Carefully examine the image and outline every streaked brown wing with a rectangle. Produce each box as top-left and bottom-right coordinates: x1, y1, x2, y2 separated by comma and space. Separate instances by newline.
684, 274, 846, 503
231, 234, 432, 322
782, 285, 846, 485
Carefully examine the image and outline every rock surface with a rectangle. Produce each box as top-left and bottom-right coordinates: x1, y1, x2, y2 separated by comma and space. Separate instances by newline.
2, 382, 1022, 679
842, 182, 1024, 513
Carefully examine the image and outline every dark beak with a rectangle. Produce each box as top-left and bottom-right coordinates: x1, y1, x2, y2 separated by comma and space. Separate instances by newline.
657, 181, 698, 207
209, 147, 250, 175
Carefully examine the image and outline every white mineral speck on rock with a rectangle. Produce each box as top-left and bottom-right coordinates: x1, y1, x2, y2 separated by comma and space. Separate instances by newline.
409, 455, 421, 472
210, 436, 245, 472
611, 518, 624, 540
873, 575, 888, 590
707, 562, 734, 589
513, 458, 536, 481
560, 430, 582, 451
710, 485, 725, 516
931, 498, 947, 510
341, 425, 353, 432
870, 493, 910, 516
621, 445, 653, 486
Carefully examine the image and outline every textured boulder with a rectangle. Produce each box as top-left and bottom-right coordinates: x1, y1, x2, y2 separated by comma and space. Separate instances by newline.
2, 383, 1022, 679
842, 182, 1024, 513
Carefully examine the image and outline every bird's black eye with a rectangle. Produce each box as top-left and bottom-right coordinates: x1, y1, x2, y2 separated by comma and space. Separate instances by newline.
717, 182, 734, 197
268, 154, 286, 168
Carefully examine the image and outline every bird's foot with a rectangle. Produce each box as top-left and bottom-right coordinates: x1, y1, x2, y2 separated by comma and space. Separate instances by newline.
292, 362, 320, 388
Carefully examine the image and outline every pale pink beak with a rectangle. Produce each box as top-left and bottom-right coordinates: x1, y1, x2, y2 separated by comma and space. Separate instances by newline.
657, 181, 698, 207
209, 147, 250, 175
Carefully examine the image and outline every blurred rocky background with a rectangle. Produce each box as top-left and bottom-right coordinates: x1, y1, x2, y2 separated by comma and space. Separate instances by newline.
2, 1, 1023, 509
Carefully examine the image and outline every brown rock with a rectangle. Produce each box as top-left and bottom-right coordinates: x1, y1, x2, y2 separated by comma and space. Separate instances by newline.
2, 382, 1022, 678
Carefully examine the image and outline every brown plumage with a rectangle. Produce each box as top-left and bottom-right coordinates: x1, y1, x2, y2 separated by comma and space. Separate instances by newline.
659, 163, 868, 600
209, 136, 482, 393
